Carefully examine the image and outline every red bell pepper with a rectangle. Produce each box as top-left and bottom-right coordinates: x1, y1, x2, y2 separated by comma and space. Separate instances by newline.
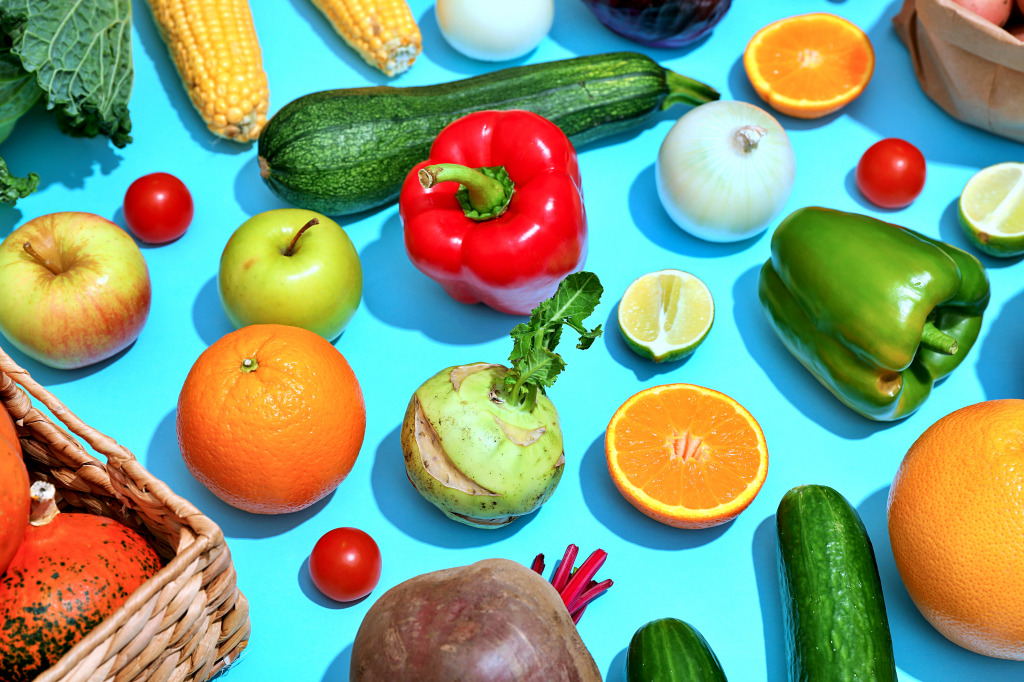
398, 109, 588, 316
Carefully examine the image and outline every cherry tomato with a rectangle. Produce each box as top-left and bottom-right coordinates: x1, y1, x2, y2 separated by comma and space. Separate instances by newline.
855, 138, 926, 209
123, 172, 194, 244
308, 527, 381, 602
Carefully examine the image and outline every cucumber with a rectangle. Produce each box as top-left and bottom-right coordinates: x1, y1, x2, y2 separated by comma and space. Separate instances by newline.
257, 52, 718, 216
776, 485, 896, 681
625, 617, 728, 682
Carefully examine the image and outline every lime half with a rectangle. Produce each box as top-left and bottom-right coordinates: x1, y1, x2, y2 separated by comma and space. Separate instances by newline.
959, 162, 1024, 258
617, 269, 714, 363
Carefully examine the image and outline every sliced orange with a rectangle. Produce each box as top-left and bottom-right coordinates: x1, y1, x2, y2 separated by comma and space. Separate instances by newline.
605, 384, 768, 529
743, 13, 875, 120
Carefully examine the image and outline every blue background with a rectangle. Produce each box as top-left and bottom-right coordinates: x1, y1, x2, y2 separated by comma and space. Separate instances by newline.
2, 0, 1023, 679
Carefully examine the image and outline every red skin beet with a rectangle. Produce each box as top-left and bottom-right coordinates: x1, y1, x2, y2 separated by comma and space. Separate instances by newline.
350, 559, 602, 682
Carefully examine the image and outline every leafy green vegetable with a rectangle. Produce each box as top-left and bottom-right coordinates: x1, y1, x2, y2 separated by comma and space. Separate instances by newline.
0, 156, 37, 204
505, 271, 603, 408
0, 0, 134, 205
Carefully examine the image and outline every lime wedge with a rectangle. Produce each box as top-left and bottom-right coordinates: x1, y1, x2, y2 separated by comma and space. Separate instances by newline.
617, 269, 714, 363
958, 162, 1024, 258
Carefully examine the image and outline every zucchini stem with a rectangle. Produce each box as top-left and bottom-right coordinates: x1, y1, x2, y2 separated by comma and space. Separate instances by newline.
661, 69, 721, 110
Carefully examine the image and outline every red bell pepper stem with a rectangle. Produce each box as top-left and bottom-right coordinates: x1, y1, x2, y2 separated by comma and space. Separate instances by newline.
419, 163, 511, 219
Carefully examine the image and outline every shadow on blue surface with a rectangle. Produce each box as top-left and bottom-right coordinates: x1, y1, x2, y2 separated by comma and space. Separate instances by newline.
0, 101, 124, 194
732, 265, 900, 439
725, 58, 844, 133
751, 514, 786, 682
322, 643, 353, 681
605, 646, 628, 682
977, 286, 1024, 400
234, 155, 289, 219
628, 164, 768, 258
604, 301, 691, 381
0, 336, 135, 387
297, 556, 369, 611
0, 206, 22, 238
146, 409, 332, 539
192, 275, 236, 347
578, 433, 732, 548
857, 486, 1024, 680
359, 213, 518, 344
371, 425, 539, 547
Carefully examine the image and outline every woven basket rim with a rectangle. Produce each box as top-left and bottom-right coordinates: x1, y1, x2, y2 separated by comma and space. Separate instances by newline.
0, 343, 250, 681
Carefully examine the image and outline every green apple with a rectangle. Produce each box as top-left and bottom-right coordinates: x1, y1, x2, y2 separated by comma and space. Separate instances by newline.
218, 208, 362, 340
0, 212, 151, 369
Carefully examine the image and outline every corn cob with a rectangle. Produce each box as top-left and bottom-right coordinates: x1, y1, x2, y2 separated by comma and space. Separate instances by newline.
145, 0, 270, 142
309, 0, 422, 77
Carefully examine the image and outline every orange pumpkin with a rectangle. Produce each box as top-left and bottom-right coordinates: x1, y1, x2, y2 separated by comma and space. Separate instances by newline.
0, 483, 162, 681
0, 407, 28, 575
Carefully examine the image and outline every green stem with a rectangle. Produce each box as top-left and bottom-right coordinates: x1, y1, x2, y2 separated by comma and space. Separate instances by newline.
920, 321, 958, 356
661, 69, 721, 110
419, 163, 513, 220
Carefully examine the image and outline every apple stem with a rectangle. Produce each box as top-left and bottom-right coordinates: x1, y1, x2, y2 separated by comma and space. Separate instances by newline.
284, 218, 319, 257
23, 242, 61, 275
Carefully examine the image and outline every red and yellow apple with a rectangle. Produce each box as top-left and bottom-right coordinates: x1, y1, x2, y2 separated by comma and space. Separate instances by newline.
218, 208, 362, 341
0, 212, 151, 369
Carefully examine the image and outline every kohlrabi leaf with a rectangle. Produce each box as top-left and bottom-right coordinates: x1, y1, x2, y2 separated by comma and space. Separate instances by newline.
0, 0, 133, 147
506, 272, 603, 407
0, 154, 39, 205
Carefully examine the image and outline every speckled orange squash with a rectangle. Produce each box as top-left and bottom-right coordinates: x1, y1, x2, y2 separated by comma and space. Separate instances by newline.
0, 487, 163, 682
0, 407, 28, 575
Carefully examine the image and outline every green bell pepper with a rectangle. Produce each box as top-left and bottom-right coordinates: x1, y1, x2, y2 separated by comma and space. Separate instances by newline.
758, 207, 990, 421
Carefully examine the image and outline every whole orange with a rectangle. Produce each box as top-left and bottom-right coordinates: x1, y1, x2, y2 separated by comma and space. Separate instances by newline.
887, 399, 1024, 660
176, 324, 366, 514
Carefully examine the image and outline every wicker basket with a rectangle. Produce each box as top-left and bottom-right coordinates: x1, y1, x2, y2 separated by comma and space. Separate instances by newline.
0, 344, 250, 682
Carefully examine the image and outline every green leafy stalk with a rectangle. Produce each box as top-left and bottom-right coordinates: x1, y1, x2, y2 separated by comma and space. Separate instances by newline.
504, 272, 604, 409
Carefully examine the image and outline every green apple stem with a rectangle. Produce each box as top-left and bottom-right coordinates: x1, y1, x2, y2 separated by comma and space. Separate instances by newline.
284, 218, 319, 257
23, 242, 61, 275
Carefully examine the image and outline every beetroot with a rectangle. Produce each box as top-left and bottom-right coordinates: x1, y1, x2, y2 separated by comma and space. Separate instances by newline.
350, 549, 611, 681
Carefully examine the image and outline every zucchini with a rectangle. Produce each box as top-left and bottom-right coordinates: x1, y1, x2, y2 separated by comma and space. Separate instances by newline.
257, 52, 718, 216
625, 617, 728, 682
776, 485, 896, 682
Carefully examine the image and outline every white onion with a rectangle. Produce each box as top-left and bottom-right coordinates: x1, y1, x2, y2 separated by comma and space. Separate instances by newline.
655, 100, 796, 243
436, 0, 554, 62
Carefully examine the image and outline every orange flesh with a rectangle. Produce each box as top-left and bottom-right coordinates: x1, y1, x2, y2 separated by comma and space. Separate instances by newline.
753, 21, 872, 101
610, 389, 762, 509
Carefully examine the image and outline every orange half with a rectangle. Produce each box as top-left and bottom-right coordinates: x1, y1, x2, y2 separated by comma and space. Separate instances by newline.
606, 384, 768, 529
743, 13, 875, 120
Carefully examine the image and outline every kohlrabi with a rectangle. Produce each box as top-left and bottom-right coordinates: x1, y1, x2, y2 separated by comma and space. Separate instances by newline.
401, 271, 603, 528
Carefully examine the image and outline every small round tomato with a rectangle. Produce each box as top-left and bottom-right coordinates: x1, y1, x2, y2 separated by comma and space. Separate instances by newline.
123, 172, 194, 244
855, 138, 926, 209
308, 527, 381, 603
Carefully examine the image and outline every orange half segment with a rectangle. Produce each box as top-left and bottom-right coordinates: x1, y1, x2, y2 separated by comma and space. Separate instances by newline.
744, 13, 875, 120
606, 384, 768, 529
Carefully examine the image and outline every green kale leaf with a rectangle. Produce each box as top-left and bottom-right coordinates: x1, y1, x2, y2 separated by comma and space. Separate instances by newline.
0, 0, 133, 205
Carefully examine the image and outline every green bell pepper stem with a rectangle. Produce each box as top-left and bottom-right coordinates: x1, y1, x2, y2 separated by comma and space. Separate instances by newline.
920, 321, 957, 356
